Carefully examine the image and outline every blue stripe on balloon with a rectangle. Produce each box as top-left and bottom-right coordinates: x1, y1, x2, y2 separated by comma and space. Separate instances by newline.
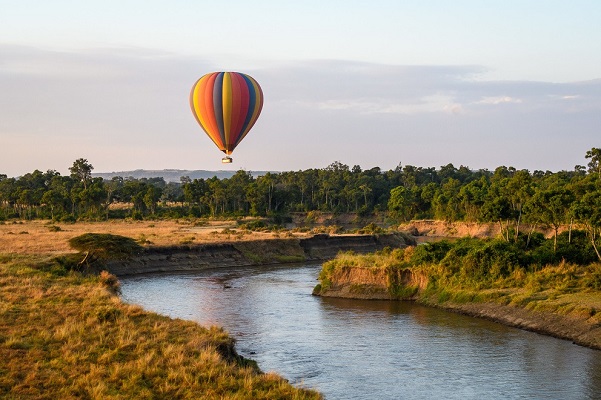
236, 74, 257, 147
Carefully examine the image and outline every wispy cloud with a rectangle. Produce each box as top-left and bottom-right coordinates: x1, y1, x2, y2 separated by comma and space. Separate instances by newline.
1, 45, 600, 175
475, 96, 523, 105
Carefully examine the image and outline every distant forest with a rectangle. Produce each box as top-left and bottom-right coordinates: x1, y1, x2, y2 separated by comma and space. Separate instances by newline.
1, 149, 600, 249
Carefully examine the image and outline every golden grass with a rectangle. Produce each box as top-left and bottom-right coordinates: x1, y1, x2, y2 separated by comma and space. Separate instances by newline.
0, 255, 321, 399
0, 219, 311, 254
320, 250, 601, 323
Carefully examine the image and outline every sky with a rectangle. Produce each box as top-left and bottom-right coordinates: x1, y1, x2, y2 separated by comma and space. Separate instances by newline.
1, 0, 600, 177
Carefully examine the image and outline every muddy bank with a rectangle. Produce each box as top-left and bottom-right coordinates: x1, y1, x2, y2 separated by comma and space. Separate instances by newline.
105, 233, 412, 276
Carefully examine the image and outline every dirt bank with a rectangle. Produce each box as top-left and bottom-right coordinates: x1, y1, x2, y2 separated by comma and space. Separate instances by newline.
313, 266, 428, 300
316, 271, 601, 351
398, 220, 568, 239
105, 233, 412, 276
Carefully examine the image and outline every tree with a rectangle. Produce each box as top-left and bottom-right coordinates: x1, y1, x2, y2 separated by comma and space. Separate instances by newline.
505, 170, 534, 240
143, 185, 162, 215
458, 176, 489, 222
388, 186, 412, 221
585, 147, 601, 179
573, 190, 601, 261
531, 188, 574, 252
69, 158, 93, 189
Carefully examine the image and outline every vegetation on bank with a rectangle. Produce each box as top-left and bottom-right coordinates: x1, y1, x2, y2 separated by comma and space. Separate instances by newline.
316, 233, 601, 320
0, 254, 321, 399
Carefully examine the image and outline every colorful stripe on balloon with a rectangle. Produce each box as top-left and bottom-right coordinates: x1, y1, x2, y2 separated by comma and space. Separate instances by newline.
190, 72, 263, 155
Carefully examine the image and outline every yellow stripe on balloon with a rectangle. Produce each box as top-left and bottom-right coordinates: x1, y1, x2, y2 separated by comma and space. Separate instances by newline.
222, 72, 233, 150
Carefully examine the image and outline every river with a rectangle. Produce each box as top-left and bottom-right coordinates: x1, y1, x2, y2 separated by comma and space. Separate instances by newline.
120, 263, 601, 400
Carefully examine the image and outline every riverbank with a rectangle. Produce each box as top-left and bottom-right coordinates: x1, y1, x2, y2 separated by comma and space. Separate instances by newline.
104, 233, 411, 276
0, 254, 322, 399
0, 220, 411, 398
314, 248, 601, 351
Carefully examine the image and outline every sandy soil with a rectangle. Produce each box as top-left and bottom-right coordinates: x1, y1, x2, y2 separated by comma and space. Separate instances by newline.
399, 220, 569, 239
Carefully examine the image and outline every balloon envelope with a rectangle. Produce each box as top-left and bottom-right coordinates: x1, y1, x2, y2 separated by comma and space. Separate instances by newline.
190, 72, 263, 156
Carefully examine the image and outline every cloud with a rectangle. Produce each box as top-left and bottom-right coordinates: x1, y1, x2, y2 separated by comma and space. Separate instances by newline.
0, 45, 600, 176
315, 95, 462, 115
475, 96, 523, 105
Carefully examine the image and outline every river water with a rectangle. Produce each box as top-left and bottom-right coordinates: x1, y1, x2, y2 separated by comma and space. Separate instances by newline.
120, 264, 601, 400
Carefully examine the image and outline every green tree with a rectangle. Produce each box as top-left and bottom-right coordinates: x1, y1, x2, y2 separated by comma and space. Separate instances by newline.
531, 188, 575, 252
143, 185, 162, 215
69, 158, 94, 189
388, 186, 412, 221
585, 147, 601, 179
573, 190, 601, 261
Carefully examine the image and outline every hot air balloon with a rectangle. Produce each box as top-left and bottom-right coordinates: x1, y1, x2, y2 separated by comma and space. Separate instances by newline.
190, 72, 263, 163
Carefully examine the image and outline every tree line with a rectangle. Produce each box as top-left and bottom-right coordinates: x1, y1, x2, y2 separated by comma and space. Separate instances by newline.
1, 149, 600, 255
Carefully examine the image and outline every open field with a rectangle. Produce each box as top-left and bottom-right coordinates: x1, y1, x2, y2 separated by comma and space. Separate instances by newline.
0, 219, 312, 254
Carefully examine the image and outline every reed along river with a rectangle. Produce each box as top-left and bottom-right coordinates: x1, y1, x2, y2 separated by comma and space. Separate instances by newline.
120, 263, 601, 400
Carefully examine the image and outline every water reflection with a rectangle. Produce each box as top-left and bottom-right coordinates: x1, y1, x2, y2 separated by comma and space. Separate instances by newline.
120, 264, 601, 400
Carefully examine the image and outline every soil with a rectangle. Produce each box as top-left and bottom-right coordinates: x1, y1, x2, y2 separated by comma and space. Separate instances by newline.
398, 219, 569, 239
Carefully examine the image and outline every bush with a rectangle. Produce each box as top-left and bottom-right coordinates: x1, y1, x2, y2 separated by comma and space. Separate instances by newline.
238, 219, 267, 231
410, 240, 454, 265
51, 254, 81, 273
68, 233, 143, 269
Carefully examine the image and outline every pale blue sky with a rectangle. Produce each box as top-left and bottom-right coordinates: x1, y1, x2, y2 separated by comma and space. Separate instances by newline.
1, 1, 600, 176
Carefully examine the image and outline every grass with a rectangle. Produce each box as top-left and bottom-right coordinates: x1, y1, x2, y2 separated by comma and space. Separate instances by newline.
0, 219, 312, 254
0, 254, 321, 399
316, 246, 601, 325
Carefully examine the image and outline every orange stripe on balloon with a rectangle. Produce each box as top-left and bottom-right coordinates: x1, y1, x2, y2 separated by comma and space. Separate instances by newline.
192, 74, 219, 147
204, 73, 225, 150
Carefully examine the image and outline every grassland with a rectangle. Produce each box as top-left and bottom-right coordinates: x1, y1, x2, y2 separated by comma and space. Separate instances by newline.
0, 219, 311, 254
0, 221, 322, 399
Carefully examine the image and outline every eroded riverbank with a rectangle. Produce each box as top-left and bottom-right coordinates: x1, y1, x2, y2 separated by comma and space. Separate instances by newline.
104, 233, 411, 276
102, 231, 601, 351
314, 263, 601, 351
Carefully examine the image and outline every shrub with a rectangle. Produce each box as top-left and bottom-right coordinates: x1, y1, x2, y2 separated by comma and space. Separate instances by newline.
410, 240, 454, 265
68, 233, 143, 269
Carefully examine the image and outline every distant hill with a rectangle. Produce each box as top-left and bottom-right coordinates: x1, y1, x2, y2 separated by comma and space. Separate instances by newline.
93, 169, 273, 182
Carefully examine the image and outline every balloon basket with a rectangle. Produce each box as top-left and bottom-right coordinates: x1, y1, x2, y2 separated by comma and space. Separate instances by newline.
221, 156, 233, 164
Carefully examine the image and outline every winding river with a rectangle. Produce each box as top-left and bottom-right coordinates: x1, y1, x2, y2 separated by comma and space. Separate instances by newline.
120, 263, 601, 400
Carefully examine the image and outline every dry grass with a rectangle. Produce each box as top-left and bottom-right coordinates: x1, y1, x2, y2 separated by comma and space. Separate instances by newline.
0, 220, 311, 254
0, 254, 321, 399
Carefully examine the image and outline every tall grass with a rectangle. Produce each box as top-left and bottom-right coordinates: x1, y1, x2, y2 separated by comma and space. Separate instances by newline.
0, 254, 321, 399
317, 238, 601, 320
